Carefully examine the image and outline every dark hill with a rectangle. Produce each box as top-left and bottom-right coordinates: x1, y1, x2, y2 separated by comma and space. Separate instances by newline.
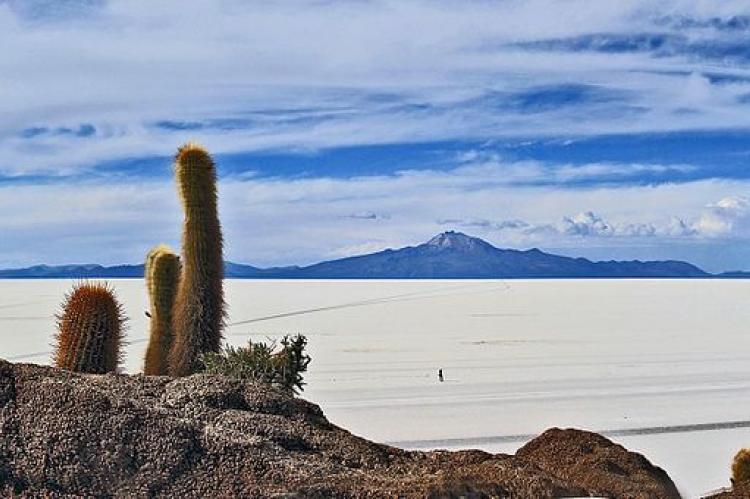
290, 231, 708, 278
0, 231, 709, 279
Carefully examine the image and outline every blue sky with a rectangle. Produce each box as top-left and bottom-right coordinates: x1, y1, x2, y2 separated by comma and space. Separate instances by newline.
2, 1, 750, 272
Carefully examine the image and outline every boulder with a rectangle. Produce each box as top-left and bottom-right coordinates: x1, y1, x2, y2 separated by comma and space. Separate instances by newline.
517, 427, 680, 499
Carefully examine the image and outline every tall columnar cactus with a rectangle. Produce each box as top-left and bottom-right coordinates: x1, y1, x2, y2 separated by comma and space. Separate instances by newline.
169, 143, 225, 376
144, 244, 181, 375
53, 282, 126, 374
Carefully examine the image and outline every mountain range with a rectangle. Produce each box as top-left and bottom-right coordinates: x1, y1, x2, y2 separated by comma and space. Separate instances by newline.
0, 231, 731, 279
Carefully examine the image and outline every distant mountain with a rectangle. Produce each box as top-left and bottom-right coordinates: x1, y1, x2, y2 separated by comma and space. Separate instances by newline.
281, 231, 709, 278
0, 264, 144, 278
716, 270, 750, 278
0, 231, 715, 279
0, 262, 270, 279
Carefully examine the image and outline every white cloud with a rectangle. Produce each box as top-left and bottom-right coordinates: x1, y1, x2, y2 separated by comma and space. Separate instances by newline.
712, 195, 749, 212
693, 195, 750, 236
561, 211, 616, 237
665, 217, 698, 237
2, 1, 750, 175
681, 72, 715, 106
437, 193, 750, 243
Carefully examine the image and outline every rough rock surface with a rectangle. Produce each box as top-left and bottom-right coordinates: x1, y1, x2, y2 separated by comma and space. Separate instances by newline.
703, 483, 750, 498
517, 427, 681, 499
0, 360, 681, 498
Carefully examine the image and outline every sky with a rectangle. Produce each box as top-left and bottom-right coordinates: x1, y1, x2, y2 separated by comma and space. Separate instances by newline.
2, 1, 750, 272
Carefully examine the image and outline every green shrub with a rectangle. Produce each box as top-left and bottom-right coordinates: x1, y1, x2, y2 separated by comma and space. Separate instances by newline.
200, 334, 311, 394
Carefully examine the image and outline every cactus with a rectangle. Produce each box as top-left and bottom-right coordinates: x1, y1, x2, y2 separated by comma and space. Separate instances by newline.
53, 282, 126, 374
169, 143, 225, 376
733, 448, 750, 486
144, 244, 181, 375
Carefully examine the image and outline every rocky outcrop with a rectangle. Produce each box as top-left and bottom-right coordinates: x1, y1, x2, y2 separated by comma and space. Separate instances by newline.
0, 360, 680, 498
517, 427, 681, 499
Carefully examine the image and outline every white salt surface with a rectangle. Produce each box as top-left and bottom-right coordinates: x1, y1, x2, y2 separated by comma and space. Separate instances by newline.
2, 278, 750, 497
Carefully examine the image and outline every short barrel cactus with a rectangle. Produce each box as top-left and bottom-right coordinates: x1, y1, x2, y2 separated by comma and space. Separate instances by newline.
53, 282, 126, 374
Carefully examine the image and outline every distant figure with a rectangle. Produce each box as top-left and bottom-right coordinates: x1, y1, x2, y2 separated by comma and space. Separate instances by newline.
144, 310, 152, 318
438, 369, 444, 382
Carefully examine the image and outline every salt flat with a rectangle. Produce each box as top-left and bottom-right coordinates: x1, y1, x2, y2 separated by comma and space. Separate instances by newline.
2, 278, 750, 496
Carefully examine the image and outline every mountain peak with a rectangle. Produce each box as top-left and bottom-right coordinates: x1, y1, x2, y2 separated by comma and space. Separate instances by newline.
0, 231, 710, 279
425, 231, 490, 251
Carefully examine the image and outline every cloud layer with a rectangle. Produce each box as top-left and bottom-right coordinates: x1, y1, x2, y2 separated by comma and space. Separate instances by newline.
2, 160, 749, 272
3, 0, 750, 176
441, 195, 750, 243
3, 0, 750, 271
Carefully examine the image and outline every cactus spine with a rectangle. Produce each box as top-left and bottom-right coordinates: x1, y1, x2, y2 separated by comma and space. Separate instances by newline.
144, 245, 181, 375
169, 143, 225, 376
53, 282, 125, 374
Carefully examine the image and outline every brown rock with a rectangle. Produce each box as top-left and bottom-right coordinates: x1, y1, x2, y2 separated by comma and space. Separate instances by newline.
0, 360, 680, 498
